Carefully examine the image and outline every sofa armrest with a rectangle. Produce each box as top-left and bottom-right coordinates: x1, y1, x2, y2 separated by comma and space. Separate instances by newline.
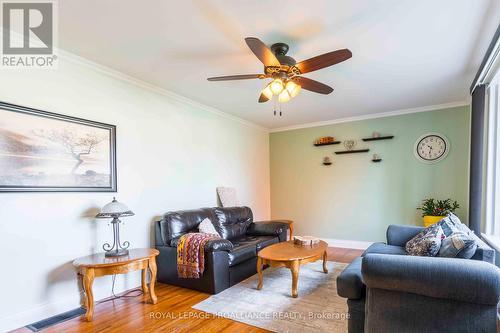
337, 257, 365, 299
205, 238, 233, 252
247, 221, 288, 237
386, 224, 424, 246
362, 253, 500, 305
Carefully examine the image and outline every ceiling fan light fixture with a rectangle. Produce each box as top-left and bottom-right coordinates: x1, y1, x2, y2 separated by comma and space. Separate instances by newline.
270, 79, 284, 95
261, 83, 274, 100
278, 89, 292, 103
207, 38, 348, 105
286, 80, 301, 98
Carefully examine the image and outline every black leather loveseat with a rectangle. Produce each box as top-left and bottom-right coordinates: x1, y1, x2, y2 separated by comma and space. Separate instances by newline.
154, 206, 289, 294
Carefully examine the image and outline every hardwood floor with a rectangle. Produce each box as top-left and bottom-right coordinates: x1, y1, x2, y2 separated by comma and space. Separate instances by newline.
11, 247, 363, 333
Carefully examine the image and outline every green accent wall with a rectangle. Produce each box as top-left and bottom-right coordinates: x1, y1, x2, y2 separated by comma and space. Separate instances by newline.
270, 106, 470, 242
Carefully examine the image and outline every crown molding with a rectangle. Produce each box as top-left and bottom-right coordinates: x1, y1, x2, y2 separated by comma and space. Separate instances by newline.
27, 41, 469, 135
2, 29, 267, 131
56, 49, 269, 132
0, 29, 473, 135
270, 100, 470, 133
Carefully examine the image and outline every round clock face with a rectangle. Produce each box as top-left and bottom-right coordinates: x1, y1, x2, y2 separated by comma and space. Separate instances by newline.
414, 133, 449, 163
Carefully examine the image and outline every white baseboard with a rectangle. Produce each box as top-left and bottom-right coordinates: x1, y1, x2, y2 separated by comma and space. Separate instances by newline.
0, 297, 79, 333
320, 238, 373, 250
0, 280, 139, 332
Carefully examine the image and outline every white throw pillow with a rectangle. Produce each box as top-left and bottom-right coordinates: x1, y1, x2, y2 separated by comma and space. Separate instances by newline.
198, 218, 219, 236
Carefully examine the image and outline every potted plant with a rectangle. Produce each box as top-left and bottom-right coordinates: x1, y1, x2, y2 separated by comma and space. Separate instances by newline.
417, 198, 460, 227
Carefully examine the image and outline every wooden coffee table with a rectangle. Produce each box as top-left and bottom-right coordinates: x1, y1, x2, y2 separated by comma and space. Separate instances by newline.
256, 240, 328, 298
73, 248, 159, 321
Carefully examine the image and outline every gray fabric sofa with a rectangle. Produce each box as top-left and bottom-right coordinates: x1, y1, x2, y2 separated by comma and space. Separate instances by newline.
337, 224, 500, 333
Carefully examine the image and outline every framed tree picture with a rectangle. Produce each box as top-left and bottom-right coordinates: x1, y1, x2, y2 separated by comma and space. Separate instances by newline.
0, 102, 117, 192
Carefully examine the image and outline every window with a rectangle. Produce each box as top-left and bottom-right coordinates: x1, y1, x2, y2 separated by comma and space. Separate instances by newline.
485, 64, 500, 240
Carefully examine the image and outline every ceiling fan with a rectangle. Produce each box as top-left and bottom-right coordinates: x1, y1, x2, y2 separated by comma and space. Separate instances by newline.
207, 37, 352, 103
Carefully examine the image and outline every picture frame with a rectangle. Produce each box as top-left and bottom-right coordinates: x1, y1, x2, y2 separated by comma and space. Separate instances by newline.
0, 102, 117, 192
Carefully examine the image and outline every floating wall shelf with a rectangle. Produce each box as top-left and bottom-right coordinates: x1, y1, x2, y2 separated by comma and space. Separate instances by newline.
335, 149, 370, 155
323, 162, 333, 165
314, 141, 341, 146
372, 158, 382, 162
362, 135, 394, 142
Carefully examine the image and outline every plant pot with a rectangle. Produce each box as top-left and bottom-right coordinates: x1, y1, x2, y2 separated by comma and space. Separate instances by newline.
423, 215, 445, 227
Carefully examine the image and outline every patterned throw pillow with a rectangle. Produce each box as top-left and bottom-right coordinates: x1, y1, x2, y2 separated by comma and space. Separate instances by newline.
437, 213, 472, 236
405, 224, 445, 256
438, 231, 477, 259
198, 218, 220, 236
437, 214, 460, 236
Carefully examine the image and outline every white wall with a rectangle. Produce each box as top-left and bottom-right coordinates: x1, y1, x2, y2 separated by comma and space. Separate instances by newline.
0, 54, 270, 331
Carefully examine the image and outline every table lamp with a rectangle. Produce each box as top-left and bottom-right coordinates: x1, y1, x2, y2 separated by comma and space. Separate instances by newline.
95, 197, 134, 257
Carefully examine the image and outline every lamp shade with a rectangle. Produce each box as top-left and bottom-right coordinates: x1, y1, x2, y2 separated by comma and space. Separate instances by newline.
95, 197, 134, 218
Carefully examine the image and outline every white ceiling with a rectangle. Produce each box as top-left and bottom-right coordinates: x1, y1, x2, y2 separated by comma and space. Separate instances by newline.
58, 0, 500, 129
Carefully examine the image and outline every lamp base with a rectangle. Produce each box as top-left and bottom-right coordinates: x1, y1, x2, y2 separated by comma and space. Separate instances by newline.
104, 249, 129, 257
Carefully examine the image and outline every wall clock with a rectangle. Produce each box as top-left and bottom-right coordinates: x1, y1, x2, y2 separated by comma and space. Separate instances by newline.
414, 132, 450, 163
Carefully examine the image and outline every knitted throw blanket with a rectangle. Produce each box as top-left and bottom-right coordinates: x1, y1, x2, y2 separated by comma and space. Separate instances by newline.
177, 233, 220, 278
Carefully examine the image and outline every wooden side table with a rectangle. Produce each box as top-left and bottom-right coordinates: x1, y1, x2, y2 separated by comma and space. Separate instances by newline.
285, 220, 294, 240
274, 219, 294, 240
73, 248, 159, 321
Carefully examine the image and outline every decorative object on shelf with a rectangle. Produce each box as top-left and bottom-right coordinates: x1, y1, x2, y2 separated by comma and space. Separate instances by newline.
362, 134, 394, 141
0, 102, 117, 192
343, 139, 357, 151
372, 154, 382, 162
96, 197, 135, 257
314, 136, 340, 146
335, 149, 369, 154
414, 132, 450, 163
322, 156, 332, 165
417, 198, 460, 227
293, 236, 320, 246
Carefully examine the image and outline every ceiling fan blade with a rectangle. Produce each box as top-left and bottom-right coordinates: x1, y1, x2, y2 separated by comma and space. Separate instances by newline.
245, 37, 281, 67
292, 77, 333, 94
295, 49, 352, 74
258, 92, 270, 103
207, 74, 264, 81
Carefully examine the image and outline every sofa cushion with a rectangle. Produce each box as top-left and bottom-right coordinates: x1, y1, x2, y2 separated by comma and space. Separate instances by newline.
213, 206, 253, 240
405, 224, 444, 257
228, 242, 256, 267
337, 257, 365, 299
363, 242, 407, 256
386, 225, 425, 246
228, 235, 277, 266
160, 208, 215, 245
256, 236, 278, 251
